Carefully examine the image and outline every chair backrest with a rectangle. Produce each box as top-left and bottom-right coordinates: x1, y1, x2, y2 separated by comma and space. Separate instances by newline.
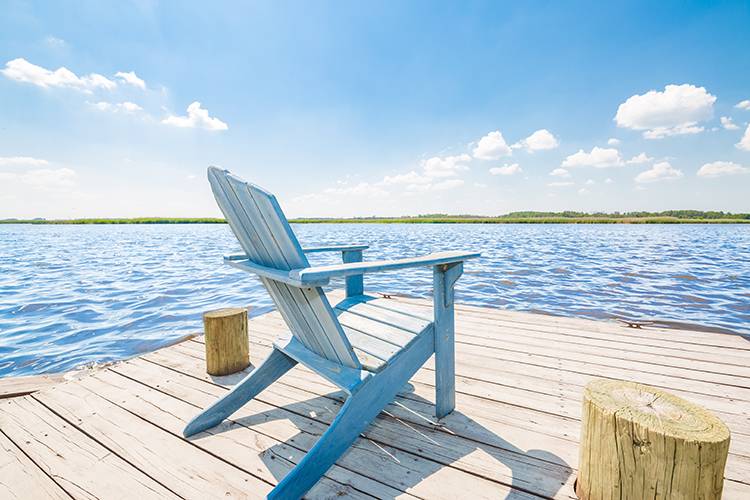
207, 166, 361, 369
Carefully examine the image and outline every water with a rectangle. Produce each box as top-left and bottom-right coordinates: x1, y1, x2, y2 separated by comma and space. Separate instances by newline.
1, 223, 748, 377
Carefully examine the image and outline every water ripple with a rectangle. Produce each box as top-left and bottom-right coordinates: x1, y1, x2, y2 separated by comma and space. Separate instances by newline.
0, 223, 748, 377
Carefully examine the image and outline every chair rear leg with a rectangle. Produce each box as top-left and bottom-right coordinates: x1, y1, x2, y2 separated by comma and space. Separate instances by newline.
183, 347, 297, 437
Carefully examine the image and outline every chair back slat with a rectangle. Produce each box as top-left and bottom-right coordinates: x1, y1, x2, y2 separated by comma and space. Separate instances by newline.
208, 167, 361, 369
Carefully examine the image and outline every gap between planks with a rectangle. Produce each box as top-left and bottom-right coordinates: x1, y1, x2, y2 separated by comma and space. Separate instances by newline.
153, 335, 750, 492
181, 333, 750, 470
120, 354, 574, 499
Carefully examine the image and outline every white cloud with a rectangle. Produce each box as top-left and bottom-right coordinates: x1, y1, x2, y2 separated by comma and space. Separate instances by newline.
549, 168, 570, 177
615, 84, 716, 139
0, 156, 49, 167
115, 71, 146, 90
1, 58, 116, 92
547, 181, 574, 187
90, 101, 143, 113
489, 163, 522, 176
720, 116, 739, 130
379, 152, 470, 195
562, 147, 623, 168
403, 178, 465, 193
737, 125, 750, 151
472, 131, 512, 160
513, 129, 559, 152
697, 161, 749, 178
474, 182, 487, 188
626, 152, 653, 164
324, 182, 388, 198
736, 100, 750, 111
121, 101, 142, 112
577, 188, 589, 195
605, 178, 614, 184
0, 167, 76, 188
421, 154, 471, 177
382, 171, 431, 185
584, 179, 595, 185
162, 101, 228, 131
635, 161, 683, 183
44, 36, 66, 49
431, 179, 464, 191
607, 138, 621, 146
642, 123, 704, 139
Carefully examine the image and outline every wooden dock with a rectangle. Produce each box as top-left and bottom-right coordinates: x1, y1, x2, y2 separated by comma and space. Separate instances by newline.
2, 291, 749, 499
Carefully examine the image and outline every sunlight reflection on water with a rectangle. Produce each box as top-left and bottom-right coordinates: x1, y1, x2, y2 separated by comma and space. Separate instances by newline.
1, 223, 748, 376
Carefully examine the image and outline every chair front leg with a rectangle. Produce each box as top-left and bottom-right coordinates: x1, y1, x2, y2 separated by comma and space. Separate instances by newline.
433, 262, 463, 419
183, 347, 297, 437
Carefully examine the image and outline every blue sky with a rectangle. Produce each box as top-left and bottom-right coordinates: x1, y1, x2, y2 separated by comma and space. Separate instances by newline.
1, 1, 749, 218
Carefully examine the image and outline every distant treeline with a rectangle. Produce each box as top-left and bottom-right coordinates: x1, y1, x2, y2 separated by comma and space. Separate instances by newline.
0, 217, 226, 224
2, 211, 749, 224
502, 210, 750, 220
292, 210, 750, 224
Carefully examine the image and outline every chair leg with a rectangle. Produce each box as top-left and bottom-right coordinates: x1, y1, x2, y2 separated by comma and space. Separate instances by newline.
183, 347, 297, 437
269, 369, 411, 499
434, 262, 462, 419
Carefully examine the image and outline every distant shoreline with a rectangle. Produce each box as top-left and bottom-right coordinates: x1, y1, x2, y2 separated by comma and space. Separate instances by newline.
2, 216, 749, 225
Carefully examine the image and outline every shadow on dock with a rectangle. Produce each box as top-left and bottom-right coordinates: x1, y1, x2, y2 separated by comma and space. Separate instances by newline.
200, 376, 573, 499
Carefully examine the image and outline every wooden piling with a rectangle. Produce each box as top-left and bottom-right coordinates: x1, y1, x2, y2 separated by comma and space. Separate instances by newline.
203, 308, 249, 376
577, 378, 730, 500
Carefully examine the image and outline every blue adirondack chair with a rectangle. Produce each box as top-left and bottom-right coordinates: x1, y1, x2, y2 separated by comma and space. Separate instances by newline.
184, 167, 480, 499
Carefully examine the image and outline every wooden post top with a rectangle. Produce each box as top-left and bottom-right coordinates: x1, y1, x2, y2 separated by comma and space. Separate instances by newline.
584, 378, 730, 442
203, 307, 247, 320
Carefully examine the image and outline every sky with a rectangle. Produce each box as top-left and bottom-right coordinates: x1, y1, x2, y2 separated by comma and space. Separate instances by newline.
1, 1, 749, 219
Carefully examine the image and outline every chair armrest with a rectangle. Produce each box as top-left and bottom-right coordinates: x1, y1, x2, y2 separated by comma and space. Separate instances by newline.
302, 244, 369, 254
290, 250, 480, 284
224, 256, 330, 287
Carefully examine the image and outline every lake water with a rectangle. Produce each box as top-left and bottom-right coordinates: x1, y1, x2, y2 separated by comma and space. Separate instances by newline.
1, 223, 748, 377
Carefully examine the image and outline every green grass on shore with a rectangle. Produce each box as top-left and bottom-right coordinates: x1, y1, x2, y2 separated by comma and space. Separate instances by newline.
3, 212, 750, 225
291, 216, 750, 224
0, 217, 227, 224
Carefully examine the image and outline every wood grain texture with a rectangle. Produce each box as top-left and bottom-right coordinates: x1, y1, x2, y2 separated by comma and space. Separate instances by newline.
434, 263, 462, 419
0, 373, 65, 399
203, 307, 250, 376
301, 245, 369, 253
0, 430, 70, 499
270, 328, 435, 499
577, 378, 731, 500
208, 166, 361, 370
0, 396, 177, 499
35, 380, 272, 499
342, 249, 364, 298
201, 168, 480, 498
4, 292, 748, 499
291, 250, 480, 283
184, 347, 297, 437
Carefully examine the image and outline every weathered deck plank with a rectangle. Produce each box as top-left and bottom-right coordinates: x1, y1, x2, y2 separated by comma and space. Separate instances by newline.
1, 292, 749, 499
181, 328, 750, 485
134, 350, 573, 499
34, 382, 277, 499
0, 396, 178, 499
0, 430, 70, 500
208, 317, 750, 434
0, 373, 66, 399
